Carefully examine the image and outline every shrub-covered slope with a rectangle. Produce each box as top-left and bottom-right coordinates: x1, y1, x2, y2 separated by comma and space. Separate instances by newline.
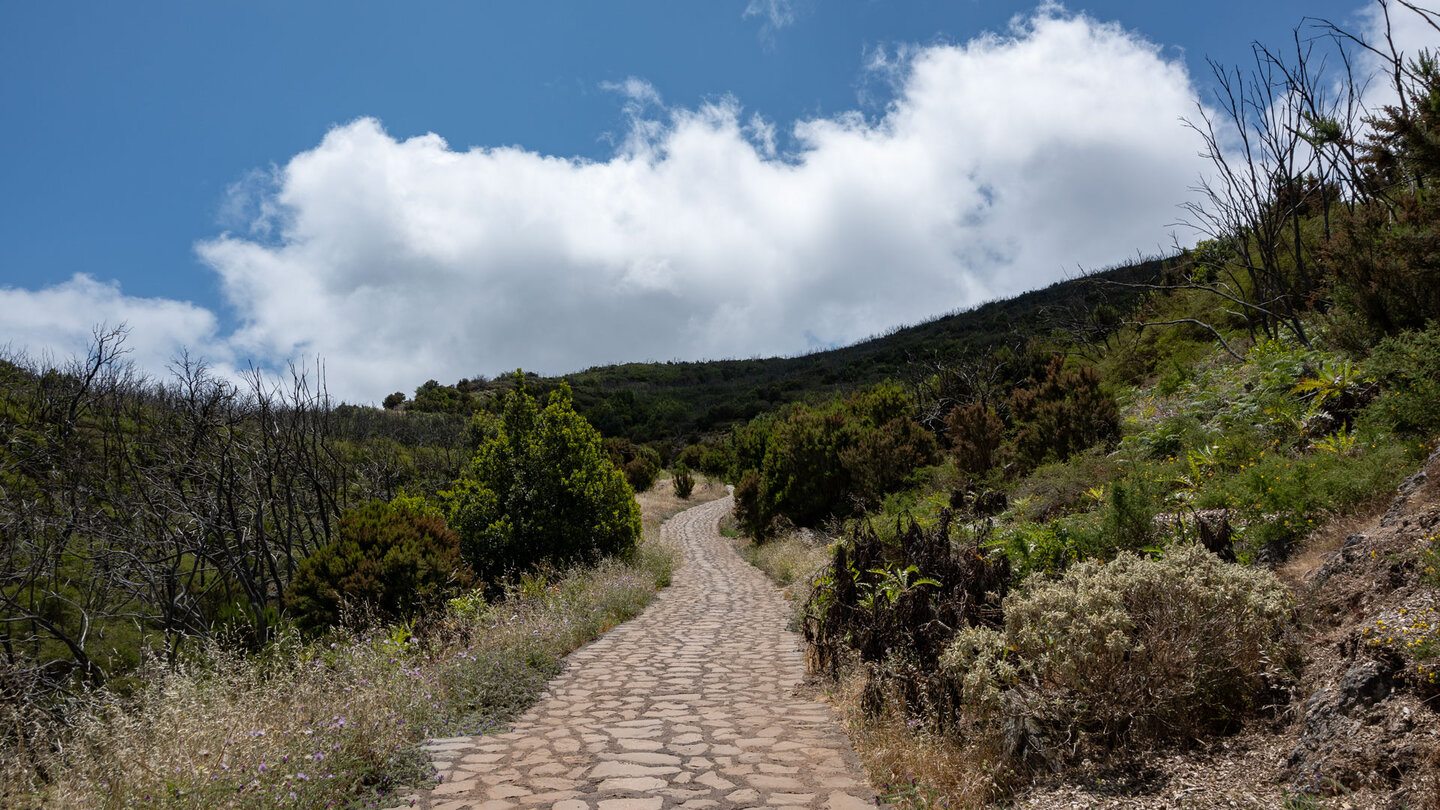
385, 258, 1162, 443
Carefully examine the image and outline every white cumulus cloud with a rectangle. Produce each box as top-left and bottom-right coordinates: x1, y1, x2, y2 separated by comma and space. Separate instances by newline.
0, 273, 233, 378
5, 6, 1226, 404
197, 8, 1208, 402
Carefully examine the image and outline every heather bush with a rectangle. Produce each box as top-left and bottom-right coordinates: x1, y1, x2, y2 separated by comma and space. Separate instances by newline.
675, 436, 733, 479
445, 378, 641, 581
1362, 322, 1440, 438
1099, 475, 1160, 555
623, 456, 660, 493
285, 501, 472, 632
1329, 58, 1440, 335
941, 544, 1294, 769
945, 402, 1005, 477
732, 472, 770, 540
1009, 356, 1119, 472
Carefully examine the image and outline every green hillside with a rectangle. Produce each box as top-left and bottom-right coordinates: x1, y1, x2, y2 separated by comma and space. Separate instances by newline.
392, 257, 1164, 444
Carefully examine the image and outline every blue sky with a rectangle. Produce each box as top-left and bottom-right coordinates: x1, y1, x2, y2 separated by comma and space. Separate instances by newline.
1, 1, 1432, 402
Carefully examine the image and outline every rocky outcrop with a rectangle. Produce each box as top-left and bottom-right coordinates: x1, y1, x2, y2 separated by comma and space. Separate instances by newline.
1283, 444, 1440, 804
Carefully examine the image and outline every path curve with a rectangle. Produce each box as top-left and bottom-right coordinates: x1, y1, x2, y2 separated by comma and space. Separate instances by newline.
411, 495, 877, 810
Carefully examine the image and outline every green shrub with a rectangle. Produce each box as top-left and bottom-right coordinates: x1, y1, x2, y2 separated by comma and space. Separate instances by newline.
1330, 169, 1440, 335
604, 437, 661, 492
1361, 321, 1440, 438
1197, 442, 1418, 559
1010, 449, 1120, 521
676, 437, 733, 480
941, 545, 1294, 766
444, 378, 641, 582
1100, 475, 1160, 555
624, 457, 659, 492
733, 472, 769, 539
410, 379, 476, 414
285, 501, 472, 632
735, 383, 939, 537
1138, 413, 1206, 460
990, 511, 1104, 581
672, 462, 695, 499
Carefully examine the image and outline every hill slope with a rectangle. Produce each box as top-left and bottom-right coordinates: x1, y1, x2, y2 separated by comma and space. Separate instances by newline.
560, 257, 1163, 442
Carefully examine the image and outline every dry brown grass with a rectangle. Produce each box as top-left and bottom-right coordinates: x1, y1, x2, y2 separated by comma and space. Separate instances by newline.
1277, 498, 1390, 589
736, 530, 831, 617
830, 667, 1010, 809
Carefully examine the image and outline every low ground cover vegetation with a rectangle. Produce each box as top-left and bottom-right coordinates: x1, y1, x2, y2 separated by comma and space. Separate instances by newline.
9, 547, 672, 809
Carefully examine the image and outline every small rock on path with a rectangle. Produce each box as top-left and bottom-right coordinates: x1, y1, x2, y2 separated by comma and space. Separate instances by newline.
407, 496, 877, 810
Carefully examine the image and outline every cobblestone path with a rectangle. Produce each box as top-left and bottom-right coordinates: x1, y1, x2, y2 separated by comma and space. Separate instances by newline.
409, 495, 877, 810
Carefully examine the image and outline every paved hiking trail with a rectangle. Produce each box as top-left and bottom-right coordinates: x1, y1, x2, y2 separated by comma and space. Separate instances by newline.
408, 495, 878, 810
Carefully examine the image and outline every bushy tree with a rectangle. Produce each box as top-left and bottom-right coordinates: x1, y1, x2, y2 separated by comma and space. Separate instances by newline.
1329, 54, 1440, 335
1362, 322, 1440, 437
733, 383, 939, 538
285, 501, 472, 632
411, 379, 480, 414
676, 436, 732, 479
444, 377, 641, 581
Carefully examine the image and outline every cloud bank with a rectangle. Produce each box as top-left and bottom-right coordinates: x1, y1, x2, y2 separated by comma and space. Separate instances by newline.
2, 7, 1217, 403
0, 274, 233, 378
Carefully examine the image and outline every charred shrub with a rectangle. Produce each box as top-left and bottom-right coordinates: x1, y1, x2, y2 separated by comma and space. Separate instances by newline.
804, 511, 1010, 725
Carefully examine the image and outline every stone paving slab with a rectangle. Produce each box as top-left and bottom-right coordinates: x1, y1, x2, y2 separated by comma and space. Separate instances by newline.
404, 496, 876, 810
